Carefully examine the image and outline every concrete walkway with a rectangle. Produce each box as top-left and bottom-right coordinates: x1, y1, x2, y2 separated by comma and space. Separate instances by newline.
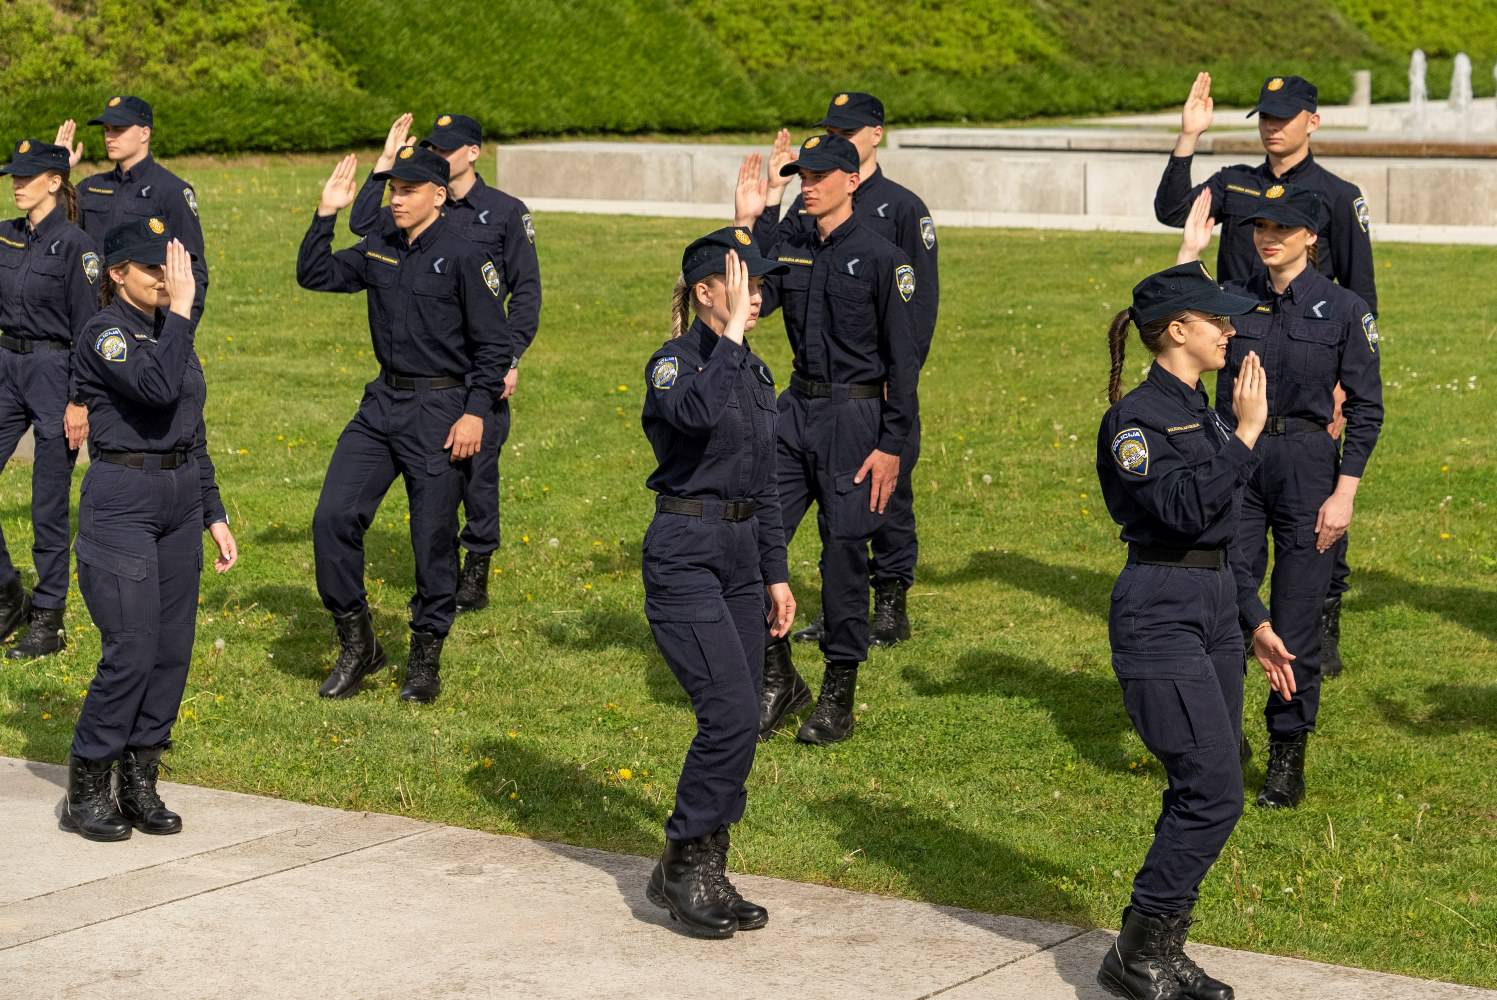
1, 756, 1489, 1000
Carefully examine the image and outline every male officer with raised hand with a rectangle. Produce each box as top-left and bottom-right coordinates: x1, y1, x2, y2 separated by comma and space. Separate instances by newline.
349, 113, 542, 616
751, 92, 938, 649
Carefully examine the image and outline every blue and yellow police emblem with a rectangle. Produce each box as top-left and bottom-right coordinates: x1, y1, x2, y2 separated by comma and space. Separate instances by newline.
94, 328, 128, 363
481, 261, 502, 297
1112, 428, 1149, 477
919, 216, 936, 250
895, 264, 916, 303
81, 252, 101, 284
651, 356, 679, 390
1361, 313, 1379, 353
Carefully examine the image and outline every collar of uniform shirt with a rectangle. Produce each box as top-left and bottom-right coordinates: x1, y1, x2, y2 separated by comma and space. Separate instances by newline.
1146, 360, 1209, 410
853, 164, 885, 199
26, 203, 67, 240
110, 152, 154, 184
814, 213, 859, 248
1252, 262, 1321, 304
402, 211, 450, 251
449, 172, 489, 207
1265, 147, 1316, 181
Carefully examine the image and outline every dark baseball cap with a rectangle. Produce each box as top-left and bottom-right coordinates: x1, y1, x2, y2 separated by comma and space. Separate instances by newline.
681, 227, 789, 286
1236, 182, 1326, 231
0, 139, 70, 178
779, 133, 860, 177
103, 217, 174, 267
372, 145, 451, 187
1248, 76, 1317, 119
420, 113, 482, 150
88, 95, 153, 128
818, 92, 884, 130
1131, 262, 1260, 327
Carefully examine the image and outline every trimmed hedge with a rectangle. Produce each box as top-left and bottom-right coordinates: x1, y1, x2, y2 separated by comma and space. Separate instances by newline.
0, 0, 1495, 156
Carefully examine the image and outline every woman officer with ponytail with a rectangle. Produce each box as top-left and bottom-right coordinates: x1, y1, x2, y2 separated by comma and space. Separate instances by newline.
1095, 260, 1296, 1000
0, 139, 101, 659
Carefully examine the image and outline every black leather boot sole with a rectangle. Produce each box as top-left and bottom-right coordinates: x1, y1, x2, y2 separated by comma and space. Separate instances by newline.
59, 811, 132, 843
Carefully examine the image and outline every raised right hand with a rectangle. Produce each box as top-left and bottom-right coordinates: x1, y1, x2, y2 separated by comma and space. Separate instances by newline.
765, 128, 795, 198
1232, 350, 1268, 445
735, 153, 767, 227
375, 113, 414, 172
1175, 188, 1216, 263
720, 250, 750, 345
317, 154, 359, 216
54, 120, 83, 169
1182, 71, 1214, 137
163, 240, 196, 319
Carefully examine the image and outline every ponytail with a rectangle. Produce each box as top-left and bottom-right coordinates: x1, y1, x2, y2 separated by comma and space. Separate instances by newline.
57, 175, 79, 224
669, 273, 692, 339
1306, 238, 1320, 268
1107, 308, 1182, 403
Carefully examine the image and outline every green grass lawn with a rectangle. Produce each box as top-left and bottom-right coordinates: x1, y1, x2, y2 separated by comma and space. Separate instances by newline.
0, 156, 1493, 987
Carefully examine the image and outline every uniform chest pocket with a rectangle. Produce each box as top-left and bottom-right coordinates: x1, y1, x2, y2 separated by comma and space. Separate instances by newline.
1221, 189, 1264, 221
825, 271, 875, 331
0, 248, 21, 271
779, 266, 811, 291
413, 273, 457, 299
25, 255, 68, 300
1286, 321, 1341, 382
464, 223, 501, 251
1167, 427, 1215, 465
364, 263, 398, 288
122, 198, 159, 218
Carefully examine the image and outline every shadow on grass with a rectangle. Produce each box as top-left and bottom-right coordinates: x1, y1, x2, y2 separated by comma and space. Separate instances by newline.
1375, 683, 1497, 736
905, 648, 1135, 774
924, 549, 1114, 621
1350, 567, 1497, 642
537, 605, 690, 707
244, 578, 408, 688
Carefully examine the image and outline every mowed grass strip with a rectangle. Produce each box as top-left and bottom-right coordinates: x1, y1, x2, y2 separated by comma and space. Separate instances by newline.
0, 157, 1492, 986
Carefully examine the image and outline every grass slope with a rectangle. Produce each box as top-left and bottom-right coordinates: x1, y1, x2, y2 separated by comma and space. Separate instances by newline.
0, 156, 1492, 985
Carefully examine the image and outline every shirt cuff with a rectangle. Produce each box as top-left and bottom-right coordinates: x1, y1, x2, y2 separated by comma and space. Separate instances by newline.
464, 388, 495, 416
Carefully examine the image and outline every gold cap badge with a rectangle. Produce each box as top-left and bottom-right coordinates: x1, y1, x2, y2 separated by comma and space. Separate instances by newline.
1267, 77, 1285, 92
399, 146, 414, 159
437, 115, 453, 126
834, 93, 850, 107
108, 96, 122, 107
734, 229, 751, 246
147, 218, 165, 235
804, 136, 820, 149
17, 140, 30, 154
1265, 185, 1285, 199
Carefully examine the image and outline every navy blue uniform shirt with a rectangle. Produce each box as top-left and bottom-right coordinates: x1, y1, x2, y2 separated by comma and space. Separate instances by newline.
754, 166, 938, 362
296, 212, 512, 416
1098, 363, 1260, 551
349, 171, 541, 358
73, 299, 226, 526
1217, 268, 1383, 478
642, 319, 788, 585
77, 154, 208, 317
1155, 152, 1377, 314
0, 205, 100, 345
758, 215, 921, 455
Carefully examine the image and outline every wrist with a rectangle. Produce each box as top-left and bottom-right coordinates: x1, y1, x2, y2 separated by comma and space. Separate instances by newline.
1253, 619, 1273, 633
316, 204, 340, 218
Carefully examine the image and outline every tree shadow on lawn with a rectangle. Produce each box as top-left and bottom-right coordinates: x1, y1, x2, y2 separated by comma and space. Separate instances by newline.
923, 549, 1115, 621
905, 648, 1139, 775
1375, 683, 1497, 736
1350, 567, 1497, 642
537, 605, 694, 708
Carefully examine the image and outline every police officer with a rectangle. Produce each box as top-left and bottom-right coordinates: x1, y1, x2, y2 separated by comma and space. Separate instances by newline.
349, 113, 541, 614
641, 230, 795, 938
750, 92, 938, 648
734, 133, 921, 744
0, 139, 100, 659
1178, 185, 1382, 809
63, 222, 237, 841
297, 150, 511, 704
1097, 262, 1294, 1000
1156, 73, 1375, 675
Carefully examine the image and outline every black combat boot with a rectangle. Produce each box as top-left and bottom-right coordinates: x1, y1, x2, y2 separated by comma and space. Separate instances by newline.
399, 631, 444, 703
706, 828, 768, 929
59, 755, 131, 842
0, 575, 30, 643
758, 637, 810, 741
319, 608, 387, 699
6, 606, 66, 660
454, 550, 491, 613
1256, 732, 1308, 809
1320, 596, 1344, 679
796, 661, 858, 745
1162, 910, 1234, 1000
646, 836, 738, 939
1096, 906, 1184, 1000
869, 579, 910, 647
791, 613, 824, 644
118, 747, 182, 835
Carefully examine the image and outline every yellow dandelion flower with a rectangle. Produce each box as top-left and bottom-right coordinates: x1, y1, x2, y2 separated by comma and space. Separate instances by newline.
618, 768, 633, 781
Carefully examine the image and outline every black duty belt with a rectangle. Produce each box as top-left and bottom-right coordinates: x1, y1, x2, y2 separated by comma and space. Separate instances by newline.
1265, 416, 1327, 436
98, 450, 191, 470
789, 373, 882, 399
0, 335, 69, 354
656, 496, 758, 522
1129, 545, 1227, 569
382, 370, 464, 391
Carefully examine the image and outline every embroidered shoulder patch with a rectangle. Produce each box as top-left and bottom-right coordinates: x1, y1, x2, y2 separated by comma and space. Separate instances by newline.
895, 264, 916, 303
521, 213, 536, 245
1112, 427, 1149, 477
919, 216, 936, 250
1353, 196, 1370, 233
94, 328, 128, 363
183, 187, 198, 217
81, 252, 101, 284
650, 356, 679, 390
481, 260, 502, 297
1361, 313, 1379, 353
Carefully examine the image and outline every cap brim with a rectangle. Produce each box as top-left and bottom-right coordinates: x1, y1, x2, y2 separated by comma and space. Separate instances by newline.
372, 165, 444, 185
1182, 286, 1261, 316
745, 257, 789, 279
1247, 99, 1311, 119
106, 245, 169, 267
816, 112, 875, 129
779, 153, 855, 177
87, 110, 144, 127
1236, 205, 1317, 229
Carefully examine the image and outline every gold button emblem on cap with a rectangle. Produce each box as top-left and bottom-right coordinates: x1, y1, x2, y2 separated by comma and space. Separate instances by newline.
804, 136, 821, 149
734, 229, 751, 246
148, 217, 165, 234
108, 96, 122, 107
437, 115, 453, 126
17, 140, 30, 154
1267, 77, 1285, 91
1265, 185, 1285, 199
834, 93, 850, 106
399, 146, 414, 159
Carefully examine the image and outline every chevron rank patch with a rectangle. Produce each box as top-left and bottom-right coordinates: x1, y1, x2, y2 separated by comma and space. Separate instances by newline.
650, 356, 679, 390
895, 264, 915, 303
1112, 427, 1149, 476
95, 328, 128, 363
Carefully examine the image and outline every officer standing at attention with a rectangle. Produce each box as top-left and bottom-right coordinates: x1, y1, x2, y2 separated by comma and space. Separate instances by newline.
734, 133, 921, 745
63, 222, 237, 841
0, 139, 100, 658
1097, 261, 1294, 1000
1155, 73, 1375, 677
1177, 186, 1382, 809
640, 231, 795, 938
297, 151, 511, 704
750, 92, 938, 648
349, 113, 541, 614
